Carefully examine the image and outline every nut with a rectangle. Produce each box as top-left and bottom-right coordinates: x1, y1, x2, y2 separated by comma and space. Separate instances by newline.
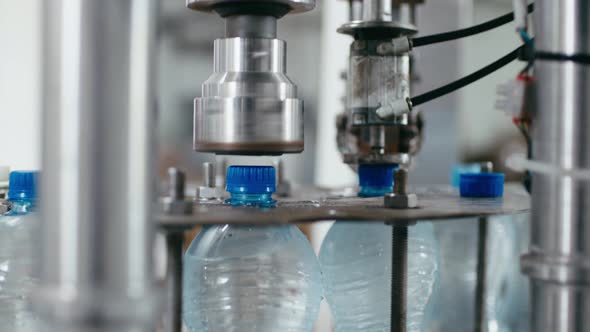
196, 186, 224, 201
384, 193, 419, 209
160, 197, 193, 215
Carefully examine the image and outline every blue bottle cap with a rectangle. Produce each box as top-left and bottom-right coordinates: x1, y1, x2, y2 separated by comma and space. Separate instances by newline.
451, 164, 482, 188
460, 173, 505, 198
8, 171, 38, 201
358, 164, 397, 197
226, 166, 276, 194
358, 164, 397, 188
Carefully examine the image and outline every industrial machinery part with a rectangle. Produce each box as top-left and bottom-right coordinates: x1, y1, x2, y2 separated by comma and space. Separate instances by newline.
339, 0, 420, 166
274, 159, 292, 197
390, 225, 408, 332
196, 162, 224, 200
160, 169, 191, 332
337, 111, 424, 167
189, 0, 314, 155
522, 1, 590, 331
36, 1, 159, 331
161, 168, 194, 214
158, 184, 529, 227
384, 168, 418, 209
473, 162, 493, 332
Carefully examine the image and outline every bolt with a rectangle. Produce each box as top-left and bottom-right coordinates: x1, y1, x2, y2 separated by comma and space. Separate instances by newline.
480, 161, 494, 173
197, 162, 224, 201
274, 159, 291, 197
274, 160, 284, 184
203, 162, 216, 188
162, 167, 192, 215
394, 168, 408, 195
385, 168, 417, 209
168, 168, 185, 200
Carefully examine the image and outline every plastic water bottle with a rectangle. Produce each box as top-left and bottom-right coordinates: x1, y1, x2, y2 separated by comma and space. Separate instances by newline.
183, 166, 322, 332
0, 171, 39, 331
319, 165, 438, 332
427, 169, 517, 332
428, 217, 516, 332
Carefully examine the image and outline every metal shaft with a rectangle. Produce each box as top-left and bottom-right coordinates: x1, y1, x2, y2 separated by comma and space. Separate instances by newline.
169, 168, 186, 200
523, 1, 590, 331
474, 162, 492, 332
394, 168, 408, 195
225, 15, 277, 38
203, 162, 216, 188
391, 225, 408, 332
474, 217, 488, 332
37, 1, 159, 331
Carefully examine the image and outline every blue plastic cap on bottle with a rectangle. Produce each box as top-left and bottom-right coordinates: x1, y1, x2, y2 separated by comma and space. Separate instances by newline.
358, 164, 397, 188
459, 173, 505, 198
451, 164, 482, 188
358, 164, 397, 197
8, 171, 38, 201
226, 166, 276, 194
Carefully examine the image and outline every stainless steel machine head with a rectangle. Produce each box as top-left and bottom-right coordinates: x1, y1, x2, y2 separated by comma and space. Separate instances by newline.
188, 0, 314, 155
339, 0, 420, 166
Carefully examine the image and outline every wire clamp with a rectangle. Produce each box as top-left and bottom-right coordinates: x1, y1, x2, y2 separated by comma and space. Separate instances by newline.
376, 37, 412, 56
376, 97, 413, 119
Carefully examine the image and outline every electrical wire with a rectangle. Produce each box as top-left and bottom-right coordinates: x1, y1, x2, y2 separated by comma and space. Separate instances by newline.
518, 28, 533, 43
411, 44, 525, 107
411, 3, 534, 48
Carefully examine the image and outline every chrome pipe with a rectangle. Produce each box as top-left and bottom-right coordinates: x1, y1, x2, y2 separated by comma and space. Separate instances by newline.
37, 1, 159, 331
523, 0, 590, 331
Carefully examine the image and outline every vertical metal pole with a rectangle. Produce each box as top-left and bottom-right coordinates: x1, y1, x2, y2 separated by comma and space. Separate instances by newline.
391, 225, 408, 332
522, 1, 590, 332
474, 162, 493, 332
37, 1, 159, 331
474, 217, 488, 332
164, 233, 184, 332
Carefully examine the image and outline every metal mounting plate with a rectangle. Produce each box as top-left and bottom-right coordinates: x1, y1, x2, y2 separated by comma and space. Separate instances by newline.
186, 0, 315, 14
338, 21, 418, 37
158, 184, 530, 231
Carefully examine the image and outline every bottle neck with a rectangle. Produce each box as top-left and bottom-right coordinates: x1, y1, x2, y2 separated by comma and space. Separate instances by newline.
226, 193, 276, 208
8, 199, 34, 215
359, 185, 394, 198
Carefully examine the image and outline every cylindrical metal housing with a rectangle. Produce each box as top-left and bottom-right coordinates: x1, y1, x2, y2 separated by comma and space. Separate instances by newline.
348, 40, 411, 126
194, 37, 304, 155
37, 1, 159, 331
523, 0, 590, 331
362, 0, 401, 21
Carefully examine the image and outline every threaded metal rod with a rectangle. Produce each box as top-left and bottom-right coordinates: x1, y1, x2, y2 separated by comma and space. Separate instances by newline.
391, 225, 408, 332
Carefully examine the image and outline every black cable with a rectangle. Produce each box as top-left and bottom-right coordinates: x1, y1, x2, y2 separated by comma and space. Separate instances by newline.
412, 3, 534, 48
536, 51, 590, 65
411, 45, 524, 107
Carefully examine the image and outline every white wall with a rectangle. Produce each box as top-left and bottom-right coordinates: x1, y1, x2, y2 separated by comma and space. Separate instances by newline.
458, 0, 524, 158
0, 1, 41, 170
